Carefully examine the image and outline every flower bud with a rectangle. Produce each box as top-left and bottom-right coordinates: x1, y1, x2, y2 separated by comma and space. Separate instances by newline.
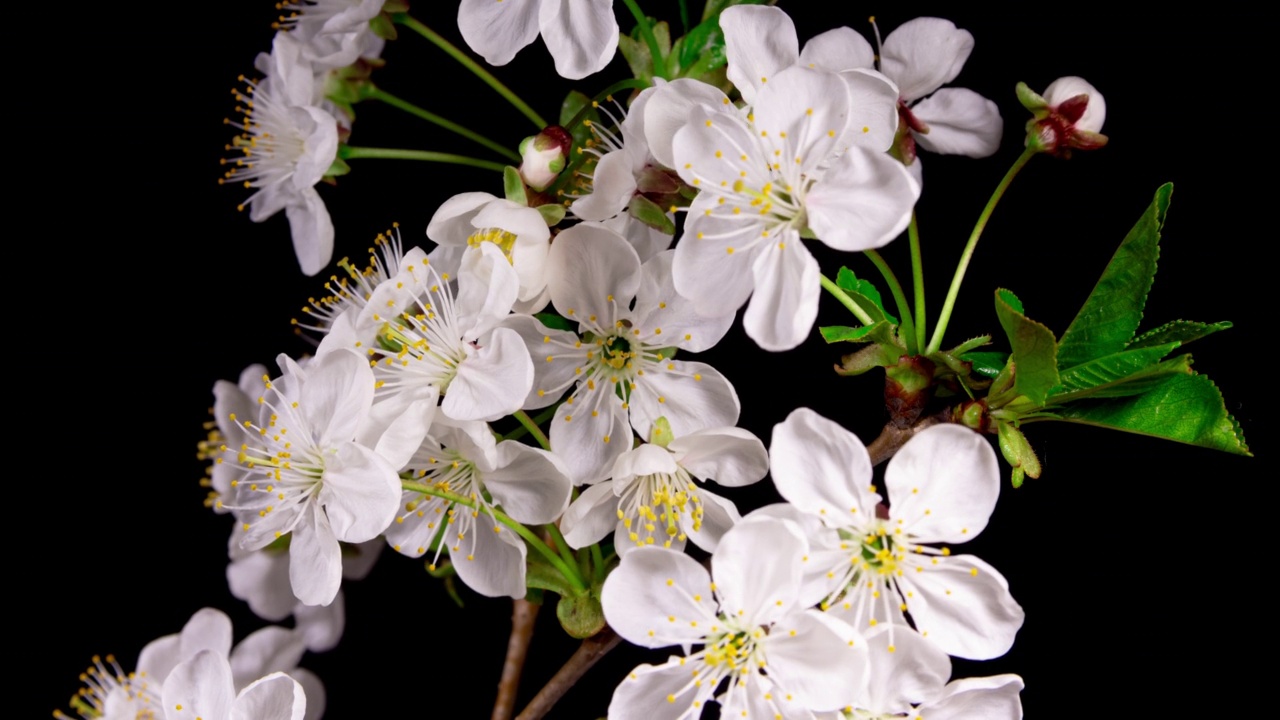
1017, 76, 1108, 156
518, 126, 571, 191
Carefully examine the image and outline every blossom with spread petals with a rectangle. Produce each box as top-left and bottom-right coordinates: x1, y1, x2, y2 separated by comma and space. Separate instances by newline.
161, 650, 305, 720
602, 517, 862, 719
767, 409, 1024, 660
458, 0, 619, 80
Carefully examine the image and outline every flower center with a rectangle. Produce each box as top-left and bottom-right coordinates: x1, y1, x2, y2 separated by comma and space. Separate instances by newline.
616, 466, 704, 549
219, 75, 307, 212
55, 655, 160, 720
466, 227, 518, 263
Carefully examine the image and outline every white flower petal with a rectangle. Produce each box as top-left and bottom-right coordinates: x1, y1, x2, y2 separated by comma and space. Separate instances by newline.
800, 26, 875, 71
764, 609, 863, 711
549, 390, 630, 484
547, 224, 641, 327
840, 68, 902, 151
682, 487, 740, 553
712, 517, 805, 626
571, 150, 637, 221
629, 360, 740, 440
608, 658, 717, 720
560, 480, 619, 548
743, 236, 820, 352
231, 672, 306, 720
162, 650, 235, 720
501, 314, 582, 409
599, 214, 672, 263
288, 668, 326, 720
293, 592, 345, 653
298, 349, 373, 448
912, 87, 1003, 158
631, 250, 734, 353
537, 0, 619, 79
880, 18, 975, 101
427, 192, 499, 247
857, 625, 951, 715
179, 608, 234, 665
769, 408, 881, 521
886, 424, 999, 544
612, 443, 681, 482
285, 188, 334, 277
897, 554, 1024, 660
721, 5, 799, 105
443, 327, 535, 422
456, 242, 521, 337
669, 427, 768, 488
317, 442, 400, 543
751, 66, 851, 177
457, 0, 541, 67
483, 441, 572, 524
229, 627, 306, 690
643, 79, 732, 170
806, 146, 919, 252
1043, 76, 1106, 133
226, 551, 296, 622
602, 546, 718, 648
920, 674, 1025, 720
449, 510, 528, 598
672, 198, 760, 318
136, 634, 183, 685
288, 503, 343, 606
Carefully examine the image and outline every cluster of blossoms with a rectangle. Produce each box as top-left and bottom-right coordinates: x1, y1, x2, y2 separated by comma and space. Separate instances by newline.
68, 1, 1122, 717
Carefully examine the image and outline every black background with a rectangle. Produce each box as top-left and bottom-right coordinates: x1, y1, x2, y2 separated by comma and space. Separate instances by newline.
35, 2, 1267, 717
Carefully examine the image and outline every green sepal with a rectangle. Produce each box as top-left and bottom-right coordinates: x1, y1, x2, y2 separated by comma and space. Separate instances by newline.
369, 12, 398, 40
560, 90, 600, 151
537, 203, 566, 227
655, 346, 679, 361
1129, 320, 1232, 350
264, 534, 292, 552
1057, 183, 1171, 367
503, 166, 528, 206
1048, 343, 1187, 401
426, 560, 456, 578
628, 195, 676, 234
701, 0, 768, 21
324, 157, 351, 178
994, 288, 1060, 406
819, 321, 894, 345
997, 421, 1042, 481
1010, 467, 1025, 489
557, 590, 606, 639
382, 0, 409, 12
835, 332, 907, 376
525, 555, 577, 597
617, 33, 653, 83
534, 312, 576, 333
947, 335, 993, 356
649, 416, 674, 447
836, 266, 898, 324
1015, 81, 1049, 115
961, 351, 1009, 380
1047, 373, 1251, 456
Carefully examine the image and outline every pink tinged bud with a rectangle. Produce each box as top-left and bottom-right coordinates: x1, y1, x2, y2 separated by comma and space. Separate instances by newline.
518, 126, 572, 191
1017, 77, 1108, 157
1042, 76, 1106, 133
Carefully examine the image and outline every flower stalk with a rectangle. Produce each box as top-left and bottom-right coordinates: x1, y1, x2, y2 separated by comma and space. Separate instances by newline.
339, 145, 507, 172
366, 86, 521, 162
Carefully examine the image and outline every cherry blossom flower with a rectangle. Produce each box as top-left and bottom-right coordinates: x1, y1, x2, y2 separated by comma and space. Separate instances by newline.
457, 0, 619, 80
1019, 76, 1108, 156
767, 408, 1024, 660
503, 225, 739, 484
602, 517, 862, 719
161, 650, 305, 720
275, 0, 386, 70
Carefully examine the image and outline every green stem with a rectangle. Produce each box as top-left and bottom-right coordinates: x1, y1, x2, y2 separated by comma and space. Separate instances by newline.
401, 480, 588, 593
544, 522, 580, 578
366, 86, 520, 163
908, 214, 926, 353
864, 250, 918, 356
393, 14, 547, 129
513, 409, 552, 451
621, 0, 669, 79
820, 273, 876, 326
926, 148, 1036, 354
504, 405, 559, 442
340, 145, 506, 172
589, 543, 606, 582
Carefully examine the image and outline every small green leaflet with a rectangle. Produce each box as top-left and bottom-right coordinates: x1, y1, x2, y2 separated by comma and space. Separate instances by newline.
1057, 183, 1171, 367
503, 166, 527, 205
961, 351, 1008, 379
819, 321, 893, 344
994, 288, 1059, 405
835, 266, 898, 325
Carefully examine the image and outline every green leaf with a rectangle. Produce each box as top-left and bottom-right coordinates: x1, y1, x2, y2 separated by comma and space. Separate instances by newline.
1048, 343, 1184, 400
1048, 373, 1250, 455
628, 195, 676, 234
503, 166, 528, 205
820, 322, 893, 344
536, 203, 566, 227
835, 266, 898, 324
560, 90, 601, 150
677, 15, 727, 73
961, 351, 1009, 379
1129, 320, 1232, 350
535, 312, 576, 332
1057, 183, 1172, 367
994, 288, 1059, 405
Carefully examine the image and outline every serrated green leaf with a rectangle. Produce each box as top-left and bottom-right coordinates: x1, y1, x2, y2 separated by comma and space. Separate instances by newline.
820, 322, 892, 344
535, 312, 576, 332
1049, 343, 1183, 400
994, 288, 1059, 405
961, 351, 1009, 379
835, 266, 898, 325
1129, 320, 1232, 350
1048, 373, 1250, 455
536, 203, 566, 226
1057, 183, 1172, 367
503, 166, 528, 205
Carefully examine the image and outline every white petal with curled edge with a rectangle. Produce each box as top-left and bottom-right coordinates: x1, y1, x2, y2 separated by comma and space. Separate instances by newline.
612, 443, 680, 483
561, 480, 619, 548
538, 0, 619, 79
570, 150, 637, 221
764, 609, 864, 711
682, 487, 740, 553
806, 146, 918, 252
643, 78, 732, 169
299, 349, 372, 448
449, 510, 528, 598
608, 658, 718, 720
629, 360, 740, 441
483, 440, 572, 524
896, 554, 1024, 660
886, 424, 999, 544
427, 191, 499, 247
289, 668, 325, 720
226, 551, 295, 622
1043, 76, 1106, 133
549, 389, 630, 485
599, 214, 672, 263
289, 503, 343, 606
920, 674, 1025, 720
228, 627, 306, 690
456, 243, 521, 338
912, 87, 1003, 158
443, 328, 535, 422
840, 68, 901, 152
470, 199, 552, 302
317, 442, 400, 543
457, 0, 541, 67
602, 546, 718, 648
231, 672, 306, 720
500, 314, 582, 409
179, 608, 234, 666
366, 394, 438, 471
745, 503, 848, 607
136, 634, 182, 686
547, 224, 641, 325
669, 427, 767, 488
162, 650, 235, 720
294, 591, 345, 653
631, 250, 734, 353
290, 107, 339, 191
285, 188, 334, 278
712, 517, 806, 627
880, 18, 975, 102
856, 625, 950, 715
751, 66, 850, 177
800, 26, 875, 71
769, 408, 881, 522
743, 236, 819, 352
721, 5, 799, 105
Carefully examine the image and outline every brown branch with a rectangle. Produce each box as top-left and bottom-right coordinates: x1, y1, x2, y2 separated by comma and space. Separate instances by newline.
514, 625, 622, 720
866, 411, 949, 465
492, 598, 541, 720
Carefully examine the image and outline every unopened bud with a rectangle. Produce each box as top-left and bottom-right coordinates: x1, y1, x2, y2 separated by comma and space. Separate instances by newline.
1018, 76, 1108, 156
518, 126, 571, 191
